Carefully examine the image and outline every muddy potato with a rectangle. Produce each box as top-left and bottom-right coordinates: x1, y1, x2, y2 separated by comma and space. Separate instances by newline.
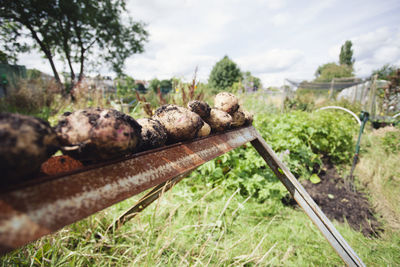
197, 121, 211, 137
243, 110, 253, 125
137, 118, 167, 150
0, 113, 59, 184
153, 104, 203, 142
231, 110, 246, 128
214, 92, 239, 114
187, 100, 211, 119
55, 108, 142, 162
205, 108, 232, 132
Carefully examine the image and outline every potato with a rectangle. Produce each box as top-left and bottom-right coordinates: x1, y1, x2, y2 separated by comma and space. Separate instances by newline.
153, 104, 203, 142
0, 113, 59, 185
231, 110, 246, 128
214, 92, 239, 114
187, 100, 211, 119
137, 118, 167, 150
243, 110, 254, 125
55, 108, 142, 162
205, 108, 232, 132
197, 121, 211, 137
41, 155, 83, 175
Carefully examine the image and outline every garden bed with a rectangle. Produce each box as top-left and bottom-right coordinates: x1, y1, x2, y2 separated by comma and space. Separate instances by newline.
301, 158, 382, 237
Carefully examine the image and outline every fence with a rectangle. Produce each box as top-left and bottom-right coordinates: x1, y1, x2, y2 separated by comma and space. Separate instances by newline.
284, 76, 397, 118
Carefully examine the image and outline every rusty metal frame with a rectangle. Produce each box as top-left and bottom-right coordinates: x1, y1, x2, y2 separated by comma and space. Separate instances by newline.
0, 126, 365, 266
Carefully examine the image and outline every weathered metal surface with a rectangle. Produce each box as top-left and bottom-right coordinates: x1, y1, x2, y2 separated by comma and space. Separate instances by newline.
0, 126, 258, 255
251, 134, 365, 267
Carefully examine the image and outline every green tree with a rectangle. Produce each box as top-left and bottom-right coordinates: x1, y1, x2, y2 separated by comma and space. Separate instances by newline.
371, 64, 397, 80
159, 79, 172, 94
314, 62, 354, 82
0, 0, 148, 94
339, 40, 355, 66
149, 78, 160, 93
0, 50, 9, 64
209, 55, 242, 91
116, 75, 135, 98
243, 71, 262, 91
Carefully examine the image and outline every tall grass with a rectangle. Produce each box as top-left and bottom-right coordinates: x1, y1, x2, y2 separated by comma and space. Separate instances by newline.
355, 126, 400, 231
2, 179, 399, 266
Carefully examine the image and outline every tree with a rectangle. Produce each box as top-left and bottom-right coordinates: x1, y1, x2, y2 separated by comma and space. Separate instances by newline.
209, 55, 242, 91
371, 64, 398, 80
0, 50, 9, 64
314, 62, 354, 82
116, 75, 135, 98
159, 79, 172, 94
339, 40, 355, 66
0, 0, 148, 94
149, 78, 160, 93
243, 71, 262, 92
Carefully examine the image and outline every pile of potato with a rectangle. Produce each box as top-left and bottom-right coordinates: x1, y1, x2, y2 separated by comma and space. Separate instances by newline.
0, 92, 252, 185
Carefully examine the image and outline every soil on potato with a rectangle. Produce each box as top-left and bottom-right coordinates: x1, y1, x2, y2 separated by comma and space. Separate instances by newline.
288, 158, 382, 237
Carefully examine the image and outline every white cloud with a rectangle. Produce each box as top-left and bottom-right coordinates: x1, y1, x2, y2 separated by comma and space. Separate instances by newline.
263, 0, 286, 10
270, 13, 289, 26
237, 49, 304, 73
12, 0, 400, 87
352, 27, 400, 76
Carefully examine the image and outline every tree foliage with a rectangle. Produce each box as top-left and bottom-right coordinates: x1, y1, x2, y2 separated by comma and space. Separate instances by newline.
243, 71, 262, 91
339, 40, 355, 66
0, 50, 10, 64
209, 55, 242, 91
314, 62, 354, 82
0, 0, 148, 94
149, 78, 172, 94
371, 64, 398, 80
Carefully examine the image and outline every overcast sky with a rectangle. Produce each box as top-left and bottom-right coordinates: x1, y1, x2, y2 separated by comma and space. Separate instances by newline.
19, 0, 400, 86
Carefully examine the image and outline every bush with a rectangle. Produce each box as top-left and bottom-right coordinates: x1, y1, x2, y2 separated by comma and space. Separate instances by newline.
0, 76, 61, 120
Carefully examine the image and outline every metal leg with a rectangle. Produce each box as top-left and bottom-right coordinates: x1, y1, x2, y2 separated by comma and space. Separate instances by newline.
107, 173, 188, 233
251, 133, 365, 267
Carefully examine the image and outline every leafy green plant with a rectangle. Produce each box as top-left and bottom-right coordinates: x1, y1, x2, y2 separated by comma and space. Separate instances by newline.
189, 110, 357, 202
382, 131, 400, 153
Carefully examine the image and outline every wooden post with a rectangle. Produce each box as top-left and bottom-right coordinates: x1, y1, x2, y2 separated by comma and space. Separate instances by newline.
368, 75, 378, 117
361, 82, 368, 109
329, 79, 335, 100
352, 84, 358, 104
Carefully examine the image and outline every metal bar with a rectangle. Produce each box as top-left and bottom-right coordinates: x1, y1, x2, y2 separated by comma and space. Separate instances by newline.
0, 126, 258, 255
250, 133, 365, 267
106, 172, 188, 233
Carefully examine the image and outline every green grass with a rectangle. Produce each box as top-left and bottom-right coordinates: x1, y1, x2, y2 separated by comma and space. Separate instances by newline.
355, 126, 400, 231
2, 174, 400, 266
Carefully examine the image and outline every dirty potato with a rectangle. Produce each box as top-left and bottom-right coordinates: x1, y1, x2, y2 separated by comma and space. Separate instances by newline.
187, 100, 211, 119
205, 108, 232, 132
55, 108, 142, 162
137, 118, 167, 150
214, 92, 239, 114
153, 104, 203, 142
197, 121, 211, 137
243, 110, 254, 125
231, 110, 246, 128
0, 113, 59, 185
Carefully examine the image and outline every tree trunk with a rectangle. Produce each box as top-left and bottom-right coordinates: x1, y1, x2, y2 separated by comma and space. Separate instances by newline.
26, 25, 64, 93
